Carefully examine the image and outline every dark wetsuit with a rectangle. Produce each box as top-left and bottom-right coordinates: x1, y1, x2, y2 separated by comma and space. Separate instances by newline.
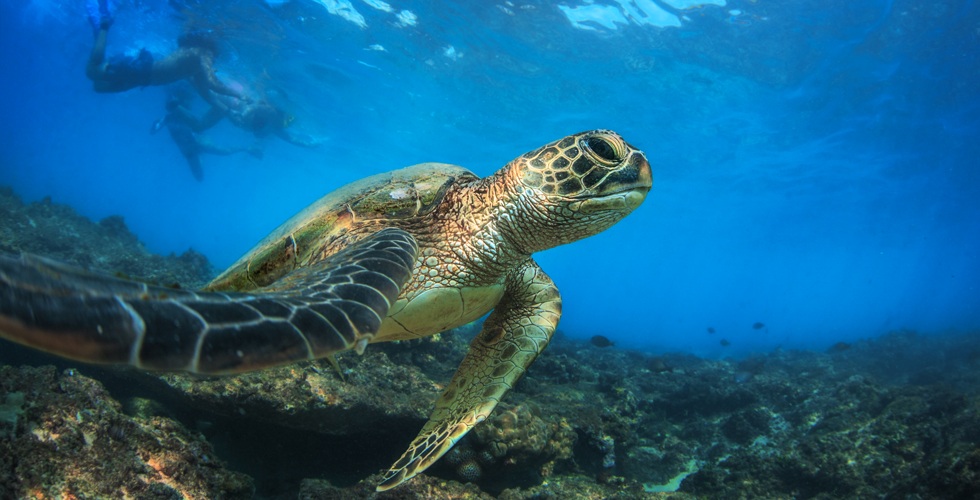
164, 119, 205, 181
157, 112, 257, 182
101, 49, 154, 91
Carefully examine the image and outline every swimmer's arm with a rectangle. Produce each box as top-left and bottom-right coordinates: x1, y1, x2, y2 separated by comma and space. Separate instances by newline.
276, 129, 326, 148
199, 55, 249, 101
169, 105, 224, 133
206, 74, 247, 100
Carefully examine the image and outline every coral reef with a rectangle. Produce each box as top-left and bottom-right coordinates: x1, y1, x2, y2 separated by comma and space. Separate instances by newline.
146, 350, 441, 438
471, 403, 576, 465
297, 472, 693, 500
426, 402, 580, 493
680, 375, 980, 499
0, 185, 216, 288
496, 473, 693, 500
298, 473, 497, 500
0, 365, 252, 500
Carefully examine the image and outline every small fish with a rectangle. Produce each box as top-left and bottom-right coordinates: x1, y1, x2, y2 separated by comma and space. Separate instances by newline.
752, 322, 765, 330
707, 327, 716, 334
720, 339, 731, 347
590, 335, 615, 348
648, 357, 673, 373
734, 371, 755, 383
827, 342, 851, 353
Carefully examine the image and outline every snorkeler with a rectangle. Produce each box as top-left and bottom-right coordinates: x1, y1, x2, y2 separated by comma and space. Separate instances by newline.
151, 85, 262, 182
230, 100, 326, 148
154, 73, 322, 148
151, 115, 263, 182
85, 0, 247, 107
169, 97, 326, 149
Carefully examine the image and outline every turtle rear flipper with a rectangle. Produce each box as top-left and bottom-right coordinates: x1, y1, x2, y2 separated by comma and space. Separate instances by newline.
377, 260, 561, 490
0, 228, 417, 375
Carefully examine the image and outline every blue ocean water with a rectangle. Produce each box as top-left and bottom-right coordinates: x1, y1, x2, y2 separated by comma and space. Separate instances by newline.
0, 0, 977, 358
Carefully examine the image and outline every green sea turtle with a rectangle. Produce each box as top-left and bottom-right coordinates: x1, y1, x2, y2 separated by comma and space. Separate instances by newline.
0, 129, 651, 490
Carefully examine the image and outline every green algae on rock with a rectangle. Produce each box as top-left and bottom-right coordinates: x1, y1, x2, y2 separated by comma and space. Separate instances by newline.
146, 349, 441, 437
0, 365, 253, 500
0, 185, 217, 289
299, 473, 497, 500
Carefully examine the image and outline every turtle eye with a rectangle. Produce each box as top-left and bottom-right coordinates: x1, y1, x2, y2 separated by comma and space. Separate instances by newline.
588, 137, 616, 161
582, 134, 625, 167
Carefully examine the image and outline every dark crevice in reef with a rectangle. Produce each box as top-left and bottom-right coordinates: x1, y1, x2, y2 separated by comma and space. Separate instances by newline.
0, 341, 419, 500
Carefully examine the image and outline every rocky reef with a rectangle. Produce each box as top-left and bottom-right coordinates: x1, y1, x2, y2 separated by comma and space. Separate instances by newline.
0, 185, 216, 289
0, 365, 253, 500
1, 186, 979, 499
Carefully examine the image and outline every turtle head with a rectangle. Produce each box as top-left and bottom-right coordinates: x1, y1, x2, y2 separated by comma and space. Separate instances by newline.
504, 130, 652, 251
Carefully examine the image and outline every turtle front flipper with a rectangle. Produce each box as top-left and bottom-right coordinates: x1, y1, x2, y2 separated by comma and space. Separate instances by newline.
0, 228, 417, 374
377, 259, 560, 491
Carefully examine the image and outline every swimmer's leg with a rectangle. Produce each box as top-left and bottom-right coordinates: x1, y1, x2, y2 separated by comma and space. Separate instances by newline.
85, 28, 109, 81
170, 106, 224, 133
196, 136, 263, 160
185, 154, 204, 182
196, 139, 247, 156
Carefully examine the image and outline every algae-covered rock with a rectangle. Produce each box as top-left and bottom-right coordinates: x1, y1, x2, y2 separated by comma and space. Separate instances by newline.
0, 365, 253, 500
299, 474, 496, 500
678, 372, 980, 500
298, 472, 691, 500
426, 402, 580, 492
496, 473, 693, 500
472, 402, 576, 463
144, 350, 441, 437
0, 186, 217, 288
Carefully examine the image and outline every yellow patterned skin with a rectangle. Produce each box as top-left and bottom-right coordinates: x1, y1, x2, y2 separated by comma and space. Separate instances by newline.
0, 130, 651, 491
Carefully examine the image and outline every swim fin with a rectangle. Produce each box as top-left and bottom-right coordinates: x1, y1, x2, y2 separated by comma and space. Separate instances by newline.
86, 0, 113, 33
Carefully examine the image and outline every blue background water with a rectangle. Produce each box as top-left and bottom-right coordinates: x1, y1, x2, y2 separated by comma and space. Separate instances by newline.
1, 0, 977, 358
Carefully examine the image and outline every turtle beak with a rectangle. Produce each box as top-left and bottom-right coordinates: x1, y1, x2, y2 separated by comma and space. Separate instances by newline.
578, 154, 652, 214
598, 153, 652, 210
630, 154, 653, 193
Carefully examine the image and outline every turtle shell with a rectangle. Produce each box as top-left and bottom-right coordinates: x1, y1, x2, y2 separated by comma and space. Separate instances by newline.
206, 162, 477, 292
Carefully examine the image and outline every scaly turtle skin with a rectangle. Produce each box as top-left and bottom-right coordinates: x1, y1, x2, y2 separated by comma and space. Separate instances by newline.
0, 129, 652, 490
